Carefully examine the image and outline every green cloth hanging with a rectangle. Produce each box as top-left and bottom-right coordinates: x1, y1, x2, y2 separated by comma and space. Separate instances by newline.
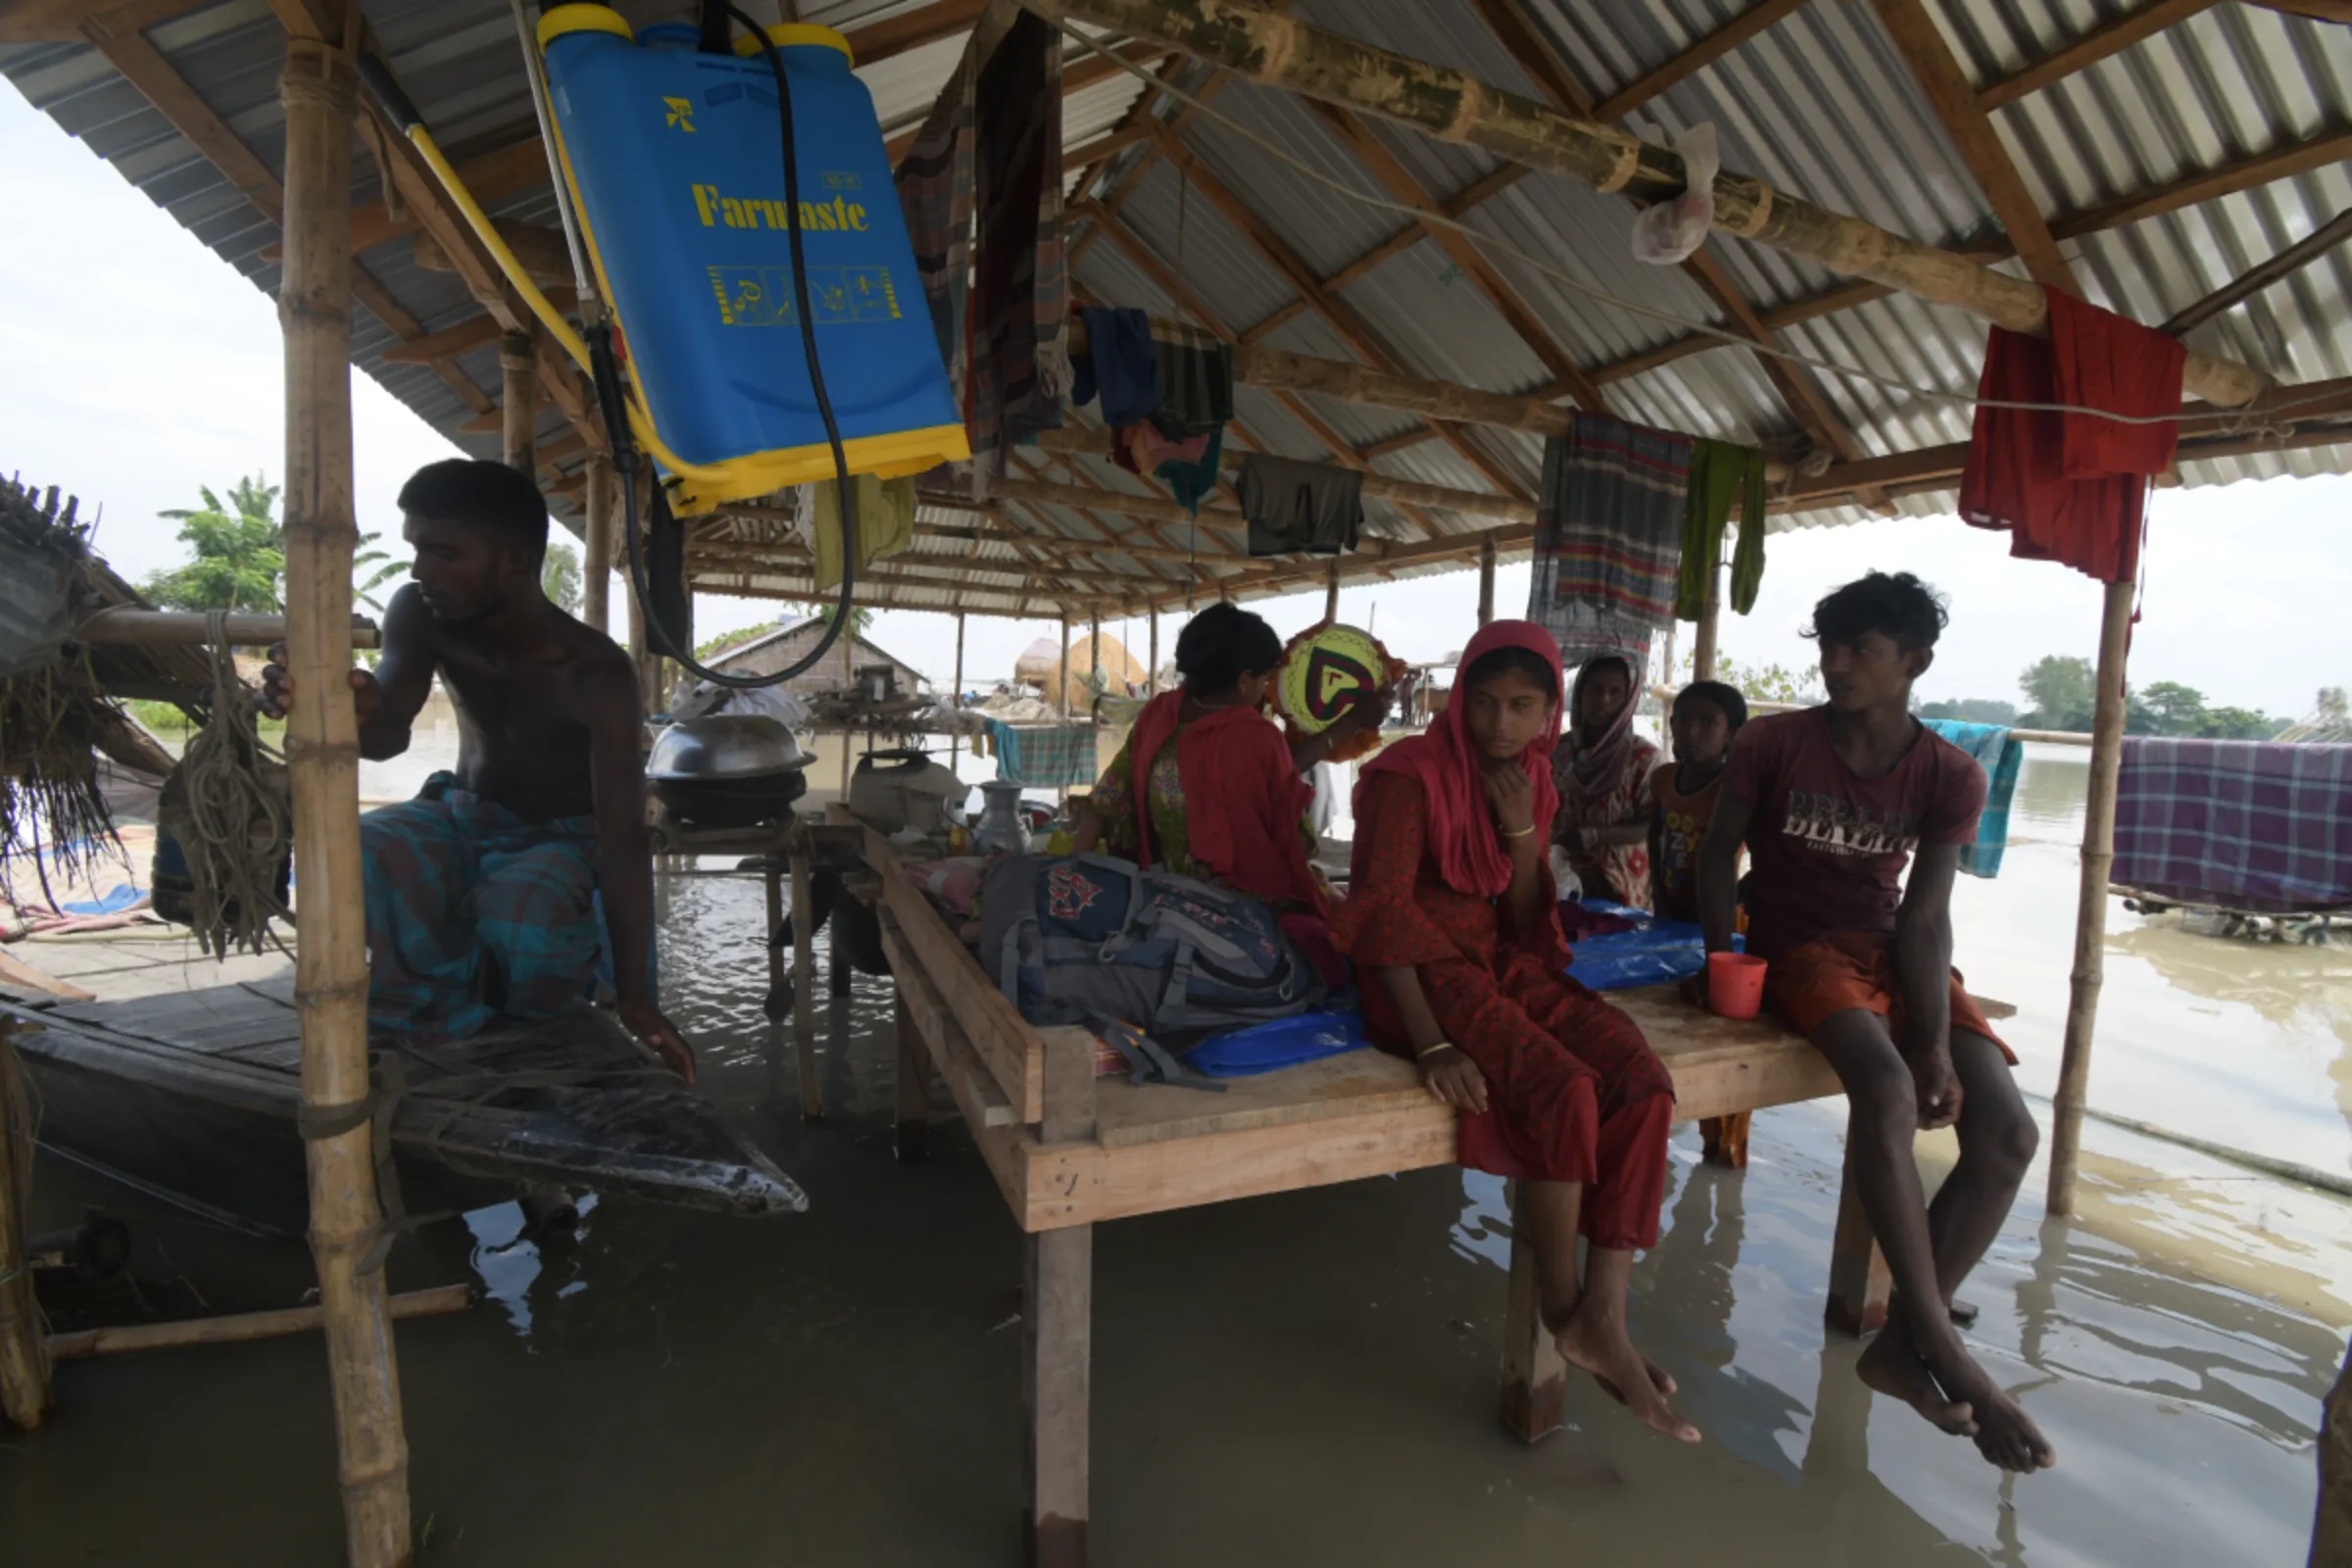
812, 473, 917, 591
1677, 439, 1770, 620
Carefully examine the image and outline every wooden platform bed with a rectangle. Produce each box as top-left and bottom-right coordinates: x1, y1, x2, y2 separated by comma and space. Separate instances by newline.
863, 825, 1908, 1567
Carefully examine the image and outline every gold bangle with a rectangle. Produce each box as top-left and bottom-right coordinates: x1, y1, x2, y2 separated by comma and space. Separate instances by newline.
1500, 824, 1536, 839
1416, 1041, 1456, 1059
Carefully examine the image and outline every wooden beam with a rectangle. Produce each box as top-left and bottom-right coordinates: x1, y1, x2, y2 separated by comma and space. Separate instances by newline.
0, 0, 209, 46
1034, 422, 1539, 521
883, 38, 1168, 161
851, 0, 989, 66
2055, 126, 2352, 239
1592, 0, 1814, 123
1027, 0, 2267, 407
2250, 0, 2352, 22
1304, 102, 1610, 411
1147, 123, 1535, 500
2161, 206, 2352, 334
1873, 0, 2078, 293
1977, 0, 2222, 112
376, 292, 574, 365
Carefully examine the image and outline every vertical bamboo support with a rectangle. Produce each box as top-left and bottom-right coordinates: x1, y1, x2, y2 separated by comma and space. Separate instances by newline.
1147, 609, 1158, 694
1088, 613, 1101, 696
1324, 560, 1340, 623
2047, 577, 2135, 1215
1057, 615, 1071, 716
1691, 552, 1724, 680
1477, 535, 1495, 626
791, 848, 821, 1121
949, 612, 965, 772
279, 39, 412, 1566
582, 452, 612, 634
0, 1023, 51, 1431
499, 330, 537, 475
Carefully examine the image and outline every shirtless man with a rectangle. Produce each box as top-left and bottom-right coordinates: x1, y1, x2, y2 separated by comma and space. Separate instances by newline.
1693, 571, 2054, 1472
265, 458, 693, 1080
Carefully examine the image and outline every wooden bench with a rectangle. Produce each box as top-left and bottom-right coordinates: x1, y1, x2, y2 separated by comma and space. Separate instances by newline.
864, 826, 1889, 1567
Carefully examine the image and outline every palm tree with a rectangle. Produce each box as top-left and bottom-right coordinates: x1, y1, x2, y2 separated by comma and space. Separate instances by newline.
144, 475, 284, 612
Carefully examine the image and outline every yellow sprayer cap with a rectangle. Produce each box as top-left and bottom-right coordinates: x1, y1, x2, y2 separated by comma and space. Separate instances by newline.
536, 4, 633, 50
733, 24, 854, 65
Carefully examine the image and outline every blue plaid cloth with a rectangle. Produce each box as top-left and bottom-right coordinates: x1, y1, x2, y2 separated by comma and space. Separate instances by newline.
2114, 738, 2352, 912
984, 720, 1098, 788
1924, 720, 2024, 878
361, 773, 615, 1042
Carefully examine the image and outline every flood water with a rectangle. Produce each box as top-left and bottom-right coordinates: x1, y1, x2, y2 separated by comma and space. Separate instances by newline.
4, 744, 2348, 1564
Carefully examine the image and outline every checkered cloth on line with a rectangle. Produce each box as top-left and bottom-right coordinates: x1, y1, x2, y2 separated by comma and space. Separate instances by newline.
2112, 738, 2352, 912
984, 720, 1099, 789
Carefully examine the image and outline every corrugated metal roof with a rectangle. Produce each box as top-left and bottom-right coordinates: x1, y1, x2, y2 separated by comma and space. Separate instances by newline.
5, 0, 2349, 617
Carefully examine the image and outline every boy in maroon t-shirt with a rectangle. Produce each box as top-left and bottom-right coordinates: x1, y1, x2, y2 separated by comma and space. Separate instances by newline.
1694, 572, 2055, 1475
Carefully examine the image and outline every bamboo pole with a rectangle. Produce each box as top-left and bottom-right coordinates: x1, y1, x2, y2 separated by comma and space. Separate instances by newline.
74, 608, 381, 650
949, 612, 965, 773
1058, 615, 1072, 716
1148, 608, 1158, 693
1324, 559, 1340, 622
1692, 552, 1723, 679
499, 329, 538, 474
2047, 577, 2136, 1215
278, 38, 413, 1566
583, 451, 612, 634
47, 1285, 472, 1361
1025, 0, 2264, 409
0, 1023, 49, 1431
1476, 535, 1495, 626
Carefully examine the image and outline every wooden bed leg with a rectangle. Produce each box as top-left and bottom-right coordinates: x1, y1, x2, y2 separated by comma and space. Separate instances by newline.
1700, 1111, 1752, 1168
1024, 1224, 1092, 1568
831, 925, 854, 999
790, 848, 821, 1122
894, 985, 929, 1162
761, 858, 788, 1022
1024, 1026, 1097, 1566
1825, 1161, 1891, 1337
1498, 1183, 1565, 1444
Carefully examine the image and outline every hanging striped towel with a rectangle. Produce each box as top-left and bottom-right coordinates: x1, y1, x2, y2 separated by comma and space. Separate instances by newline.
1528, 413, 1690, 670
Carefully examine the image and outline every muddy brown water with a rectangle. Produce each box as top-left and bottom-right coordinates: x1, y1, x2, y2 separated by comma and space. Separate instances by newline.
3, 746, 2347, 1564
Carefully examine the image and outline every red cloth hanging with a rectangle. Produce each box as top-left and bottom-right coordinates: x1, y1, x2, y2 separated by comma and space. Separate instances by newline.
1958, 287, 2186, 584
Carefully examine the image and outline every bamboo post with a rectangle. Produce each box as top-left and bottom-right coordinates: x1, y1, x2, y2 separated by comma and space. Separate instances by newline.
1147, 608, 1158, 693
1026, 0, 2262, 408
0, 1023, 50, 1431
47, 1285, 471, 1361
1057, 615, 1072, 716
278, 39, 413, 1566
791, 847, 821, 1120
582, 451, 612, 634
1476, 535, 1495, 626
948, 612, 965, 772
1324, 559, 1340, 622
1691, 551, 1724, 680
2047, 577, 2136, 1215
1088, 613, 1101, 697
499, 330, 537, 475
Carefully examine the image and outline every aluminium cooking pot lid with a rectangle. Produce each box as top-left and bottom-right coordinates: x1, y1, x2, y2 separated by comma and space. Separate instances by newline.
646, 714, 813, 782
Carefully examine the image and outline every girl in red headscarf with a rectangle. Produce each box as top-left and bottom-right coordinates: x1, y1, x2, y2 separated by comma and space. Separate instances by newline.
1074, 605, 1387, 964
1333, 619, 1696, 1445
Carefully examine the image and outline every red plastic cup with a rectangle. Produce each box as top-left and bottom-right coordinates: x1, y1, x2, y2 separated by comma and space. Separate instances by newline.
1707, 952, 1768, 1019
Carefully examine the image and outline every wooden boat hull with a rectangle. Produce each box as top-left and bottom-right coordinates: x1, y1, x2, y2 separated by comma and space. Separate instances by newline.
3, 978, 807, 1238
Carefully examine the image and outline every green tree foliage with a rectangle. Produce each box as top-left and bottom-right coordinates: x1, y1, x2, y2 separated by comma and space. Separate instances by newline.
143, 476, 284, 612
542, 540, 582, 614
1717, 657, 1822, 706
818, 603, 874, 639
694, 622, 771, 662
2018, 655, 2097, 730
1919, 697, 2019, 725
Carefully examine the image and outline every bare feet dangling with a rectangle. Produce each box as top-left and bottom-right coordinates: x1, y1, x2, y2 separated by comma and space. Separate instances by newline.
1555, 1303, 1700, 1444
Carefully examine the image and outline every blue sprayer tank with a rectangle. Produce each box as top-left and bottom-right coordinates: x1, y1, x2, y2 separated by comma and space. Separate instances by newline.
537, 6, 968, 514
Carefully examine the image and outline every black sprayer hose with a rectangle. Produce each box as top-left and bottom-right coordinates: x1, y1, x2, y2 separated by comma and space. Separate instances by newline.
603, 9, 859, 692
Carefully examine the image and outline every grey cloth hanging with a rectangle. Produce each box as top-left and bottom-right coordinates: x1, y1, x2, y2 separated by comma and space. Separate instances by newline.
1237, 453, 1364, 558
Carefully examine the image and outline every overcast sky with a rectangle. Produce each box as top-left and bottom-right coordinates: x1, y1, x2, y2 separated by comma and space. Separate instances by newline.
8, 87, 2345, 723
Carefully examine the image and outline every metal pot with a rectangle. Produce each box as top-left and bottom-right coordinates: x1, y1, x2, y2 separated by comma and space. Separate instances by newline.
973, 779, 1030, 855
647, 715, 812, 829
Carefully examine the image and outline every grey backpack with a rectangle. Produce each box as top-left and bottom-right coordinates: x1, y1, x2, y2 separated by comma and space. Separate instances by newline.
977, 854, 1327, 1080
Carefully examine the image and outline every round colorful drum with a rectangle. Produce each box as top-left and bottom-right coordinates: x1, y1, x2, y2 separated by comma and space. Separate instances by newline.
1275, 622, 1397, 735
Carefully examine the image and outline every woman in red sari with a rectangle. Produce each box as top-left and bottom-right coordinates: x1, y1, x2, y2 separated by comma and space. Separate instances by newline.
1073, 605, 1385, 969
1334, 619, 1697, 1444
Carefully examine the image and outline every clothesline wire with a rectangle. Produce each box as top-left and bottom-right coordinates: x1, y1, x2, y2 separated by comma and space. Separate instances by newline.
1047, 18, 2346, 438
